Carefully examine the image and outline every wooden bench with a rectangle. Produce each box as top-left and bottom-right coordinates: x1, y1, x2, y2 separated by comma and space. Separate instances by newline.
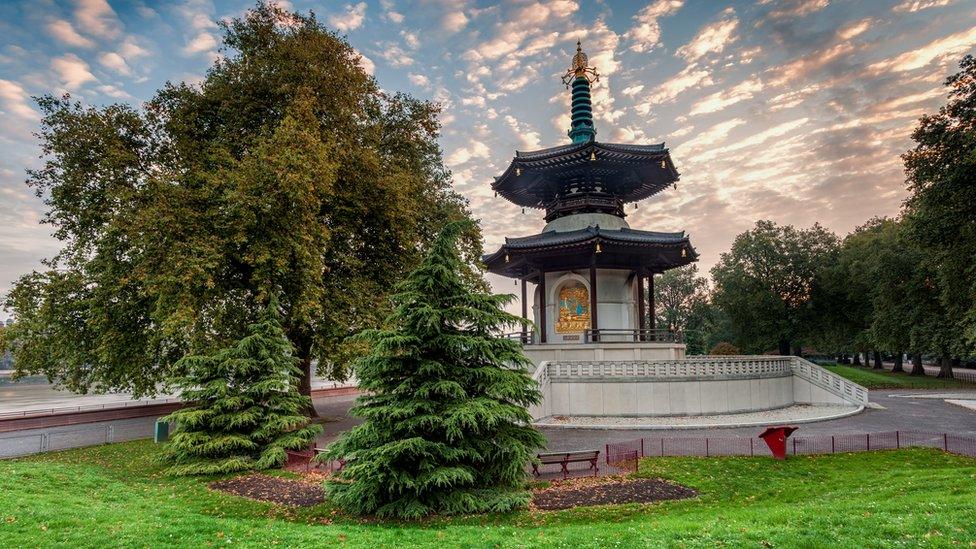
532, 450, 600, 478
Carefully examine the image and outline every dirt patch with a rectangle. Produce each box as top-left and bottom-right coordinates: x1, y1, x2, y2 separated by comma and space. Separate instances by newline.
531, 476, 697, 510
210, 474, 324, 507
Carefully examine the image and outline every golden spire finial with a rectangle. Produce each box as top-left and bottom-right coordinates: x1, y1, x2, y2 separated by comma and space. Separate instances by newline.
562, 39, 599, 88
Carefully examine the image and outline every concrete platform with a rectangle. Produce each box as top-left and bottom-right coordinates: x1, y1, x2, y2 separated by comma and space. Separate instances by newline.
533, 403, 863, 430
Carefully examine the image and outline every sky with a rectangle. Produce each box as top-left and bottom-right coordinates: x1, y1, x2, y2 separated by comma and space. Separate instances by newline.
1, 0, 975, 315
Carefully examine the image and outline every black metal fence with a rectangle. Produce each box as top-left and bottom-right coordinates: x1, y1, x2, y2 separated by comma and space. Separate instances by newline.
606, 431, 976, 466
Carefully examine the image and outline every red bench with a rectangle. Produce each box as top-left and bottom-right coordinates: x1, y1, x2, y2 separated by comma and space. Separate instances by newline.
532, 450, 600, 478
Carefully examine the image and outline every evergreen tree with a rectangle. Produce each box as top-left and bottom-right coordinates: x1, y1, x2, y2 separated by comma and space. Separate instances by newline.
160, 298, 322, 475
323, 221, 545, 518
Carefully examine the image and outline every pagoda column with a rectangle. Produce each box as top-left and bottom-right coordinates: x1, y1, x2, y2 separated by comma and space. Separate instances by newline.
538, 272, 547, 344
636, 270, 645, 341
648, 273, 656, 336
520, 278, 527, 342
589, 262, 598, 342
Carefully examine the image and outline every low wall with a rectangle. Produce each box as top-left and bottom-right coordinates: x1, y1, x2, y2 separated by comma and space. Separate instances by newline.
529, 356, 867, 420
523, 342, 686, 373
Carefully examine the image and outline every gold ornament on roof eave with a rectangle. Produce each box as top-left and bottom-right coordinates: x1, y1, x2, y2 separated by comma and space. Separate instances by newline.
561, 40, 600, 87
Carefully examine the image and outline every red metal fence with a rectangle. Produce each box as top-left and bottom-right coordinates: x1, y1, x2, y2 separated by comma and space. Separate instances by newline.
606, 430, 976, 464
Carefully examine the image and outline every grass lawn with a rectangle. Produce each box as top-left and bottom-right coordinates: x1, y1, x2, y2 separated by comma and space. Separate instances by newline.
2, 442, 975, 547
823, 364, 975, 390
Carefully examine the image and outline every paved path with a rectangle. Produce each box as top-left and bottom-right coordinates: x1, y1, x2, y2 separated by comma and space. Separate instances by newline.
4, 389, 975, 458
0, 392, 361, 458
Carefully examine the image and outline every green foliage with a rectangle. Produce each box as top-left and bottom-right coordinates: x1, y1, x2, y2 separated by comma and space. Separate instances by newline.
159, 298, 322, 475
711, 220, 839, 354
823, 364, 973, 390
322, 221, 546, 518
3, 2, 478, 399
903, 54, 976, 357
708, 342, 740, 355
5, 441, 976, 546
653, 265, 709, 333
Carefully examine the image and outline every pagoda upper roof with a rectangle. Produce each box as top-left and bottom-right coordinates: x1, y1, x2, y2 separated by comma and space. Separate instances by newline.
492, 140, 679, 208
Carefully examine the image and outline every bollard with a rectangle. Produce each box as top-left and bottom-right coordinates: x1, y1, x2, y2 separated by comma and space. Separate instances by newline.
154, 420, 170, 443
758, 426, 799, 460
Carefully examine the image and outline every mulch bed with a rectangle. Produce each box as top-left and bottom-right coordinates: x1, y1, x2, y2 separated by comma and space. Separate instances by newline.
211, 472, 697, 511
531, 476, 697, 510
209, 474, 325, 507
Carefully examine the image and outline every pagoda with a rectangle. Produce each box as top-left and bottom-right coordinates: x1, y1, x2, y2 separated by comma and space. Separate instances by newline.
483, 41, 697, 349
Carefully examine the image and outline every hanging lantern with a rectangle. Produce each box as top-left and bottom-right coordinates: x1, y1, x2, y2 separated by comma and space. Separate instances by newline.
521, 207, 525, 214
681, 248, 687, 258
660, 160, 666, 169
595, 242, 602, 253
673, 182, 678, 190
590, 150, 597, 161
505, 253, 510, 263
515, 167, 522, 176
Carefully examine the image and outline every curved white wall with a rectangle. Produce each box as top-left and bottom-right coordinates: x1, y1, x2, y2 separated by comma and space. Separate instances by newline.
543, 212, 629, 232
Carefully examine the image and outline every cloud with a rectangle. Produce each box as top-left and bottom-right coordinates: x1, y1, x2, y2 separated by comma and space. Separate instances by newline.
98, 52, 131, 75
380, 0, 404, 24
625, 0, 684, 53
46, 19, 95, 48
893, 0, 952, 12
442, 11, 468, 33
688, 78, 762, 115
329, 2, 367, 32
867, 26, 976, 74
836, 18, 872, 41
0, 79, 39, 120
174, 0, 219, 59
445, 140, 490, 166
184, 32, 218, 56
96, 84, 133, 99
761, 0, 829, 22
408, 73, 430, 88
676, 118, 745, 155
643, 64, 713, 107
622, 84, 644, 97
376, 43, 415, 67
351, 48, 374, 75
74, 0, 124, 39
51, 53, 96, 90
503, 115, 541, 150
676, 9, 739, 63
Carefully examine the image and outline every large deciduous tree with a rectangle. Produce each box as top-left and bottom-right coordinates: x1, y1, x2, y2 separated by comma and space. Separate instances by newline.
322, 221, 545, 519
654, 265, 709, 334
2, 3, 477, 404
902, 55, 976, 377
711, 221, 839, 355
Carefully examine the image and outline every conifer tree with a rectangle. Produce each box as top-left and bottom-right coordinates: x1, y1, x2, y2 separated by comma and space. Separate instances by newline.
160, 298, 322, 475
323, 220, 545, 518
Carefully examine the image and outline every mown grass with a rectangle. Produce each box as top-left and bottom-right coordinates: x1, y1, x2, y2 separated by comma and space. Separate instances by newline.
824, 364, 975, 389
1, 440, 975, 547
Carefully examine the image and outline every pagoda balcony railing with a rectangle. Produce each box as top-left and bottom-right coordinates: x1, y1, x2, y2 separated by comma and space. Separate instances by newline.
501, 331, 536, 345
544, 196, 624, 222
583, 328, 682, 344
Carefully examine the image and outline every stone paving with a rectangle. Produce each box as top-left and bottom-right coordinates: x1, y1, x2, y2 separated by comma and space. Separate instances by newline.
535, 403, 861, 429
3, 389, 975, 458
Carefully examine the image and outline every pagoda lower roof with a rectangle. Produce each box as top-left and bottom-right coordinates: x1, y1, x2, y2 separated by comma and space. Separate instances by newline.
492, 141, 680, 208
483, 226, 697, 281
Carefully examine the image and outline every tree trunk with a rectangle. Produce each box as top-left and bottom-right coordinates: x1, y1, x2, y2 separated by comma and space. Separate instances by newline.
792, 344, 802, 357
937, 355, 954, 379
853, 352, 862, 366
909, 353, 926, 376
872, 351, 883, 370
298, 352, 320, 418
891, 352, 904, 373
778, 339, 790, 356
